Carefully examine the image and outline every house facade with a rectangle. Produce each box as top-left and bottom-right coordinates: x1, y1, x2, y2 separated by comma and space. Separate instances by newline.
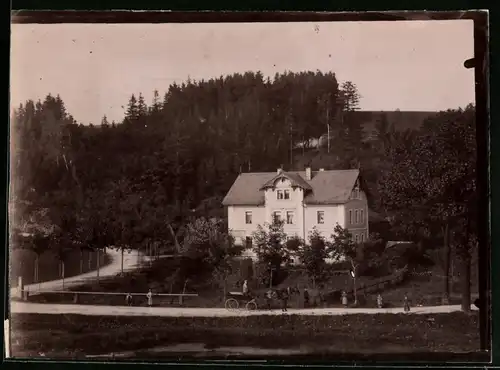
222, 167, 369, 258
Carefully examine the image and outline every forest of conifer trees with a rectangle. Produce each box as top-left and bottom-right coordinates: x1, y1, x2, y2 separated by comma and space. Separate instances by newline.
10, 70, 478, 309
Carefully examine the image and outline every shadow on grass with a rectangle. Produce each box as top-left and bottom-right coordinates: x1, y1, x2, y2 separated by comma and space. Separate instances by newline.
10, 311, 481, 361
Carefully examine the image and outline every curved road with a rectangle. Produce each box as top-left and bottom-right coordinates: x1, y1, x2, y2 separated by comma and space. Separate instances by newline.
10, 249, 154, 297
10, 301, 477, 317
9, 250, 478, 318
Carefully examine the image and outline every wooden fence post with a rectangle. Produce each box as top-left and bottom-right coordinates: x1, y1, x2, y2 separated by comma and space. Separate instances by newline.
17, 276, 23, 299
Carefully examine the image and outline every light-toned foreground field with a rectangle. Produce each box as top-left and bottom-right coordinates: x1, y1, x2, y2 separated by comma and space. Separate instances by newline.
10, 301, 478, 317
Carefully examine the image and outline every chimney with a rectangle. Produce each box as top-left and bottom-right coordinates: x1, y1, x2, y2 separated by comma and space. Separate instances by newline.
305, 167, 312, 180
277, 168, 283, 174
319, 168, 325, 172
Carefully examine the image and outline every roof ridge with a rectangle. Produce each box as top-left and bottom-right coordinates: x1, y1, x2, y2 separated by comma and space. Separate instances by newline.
242, 169, 359, 175
239, 172, 274, 175
223, 168, 360, 206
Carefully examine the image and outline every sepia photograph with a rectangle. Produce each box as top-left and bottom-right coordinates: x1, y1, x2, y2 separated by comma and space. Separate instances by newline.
8, 12, 489, 362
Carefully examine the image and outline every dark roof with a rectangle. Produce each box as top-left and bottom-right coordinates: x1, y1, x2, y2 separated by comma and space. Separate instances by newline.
260, 172, 312, 191
222, 169, 360, 206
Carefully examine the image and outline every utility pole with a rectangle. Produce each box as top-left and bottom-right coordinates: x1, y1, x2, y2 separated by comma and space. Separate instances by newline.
289, 117, 293, 169
269, 264, 276, 289
326, 104, 330, 153
326, 94, 331, 154
289, 97, 293, 166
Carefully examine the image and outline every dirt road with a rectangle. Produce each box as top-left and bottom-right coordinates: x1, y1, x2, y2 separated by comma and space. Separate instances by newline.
10, 301, 477, 317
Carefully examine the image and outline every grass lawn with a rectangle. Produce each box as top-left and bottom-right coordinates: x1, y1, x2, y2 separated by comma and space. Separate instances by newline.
27, 256, 223, 307
379, 273, 479, 307
26, 254, 480, 310
10, 249, 111, 287
10, 312, 481, 360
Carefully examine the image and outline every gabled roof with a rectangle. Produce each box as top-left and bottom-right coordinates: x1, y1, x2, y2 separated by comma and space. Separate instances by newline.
260, 172, 312, 191
222, 169, 360, 206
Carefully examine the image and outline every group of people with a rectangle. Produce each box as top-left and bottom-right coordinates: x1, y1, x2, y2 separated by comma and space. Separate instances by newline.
242, 279, 411, 312
341, 291, 410, 311
128, 282, 411, 312
340, 291, 411, 311
242, 279, 291, 312
125, 289, 153, 307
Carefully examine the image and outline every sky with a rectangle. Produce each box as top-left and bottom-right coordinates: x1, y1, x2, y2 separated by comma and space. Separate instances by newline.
10, 20, 475, 125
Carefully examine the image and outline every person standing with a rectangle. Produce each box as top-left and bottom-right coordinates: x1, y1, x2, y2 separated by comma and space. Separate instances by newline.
126, 293, 133, 306
147, 289, 153, 307
281, 287, 290, 312
242, 280, 249, 295
377, 294, 383, 309
265, 289, 273, 310
341, 291, 348, 307
403, 294, 410, 313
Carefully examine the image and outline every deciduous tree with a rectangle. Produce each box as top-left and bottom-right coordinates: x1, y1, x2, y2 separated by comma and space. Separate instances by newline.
329, 224, 359, 304
252, 220, 294, 286
297, 228, 328, 288
182, 217, 241, 297
378, 105, 477, 310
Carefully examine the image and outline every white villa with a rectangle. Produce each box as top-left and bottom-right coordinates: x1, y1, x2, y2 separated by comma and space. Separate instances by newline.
222, 167, 369, 259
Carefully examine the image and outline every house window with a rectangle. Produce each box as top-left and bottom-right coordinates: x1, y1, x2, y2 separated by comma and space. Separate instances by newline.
360, 209, 365, 224
277, 190, 284, 199
286, 211, 294, 224
360, 233, 365, 242
317, 211, 324, 224
273, 211, 282, 223
352, 188, 360, 199
355, 234, 359, 243
349, 210, 353, 224
355, 210, 359, 224
245, 236, 253, 249
245, 211, 252, 224
284, 190, 290, 199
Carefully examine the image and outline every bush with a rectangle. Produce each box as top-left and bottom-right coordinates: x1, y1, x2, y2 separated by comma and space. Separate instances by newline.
254, 262, 289, 288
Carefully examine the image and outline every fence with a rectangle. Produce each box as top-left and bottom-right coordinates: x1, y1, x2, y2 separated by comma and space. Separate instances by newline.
349, 265, 410, 298
19, 289, 199, 306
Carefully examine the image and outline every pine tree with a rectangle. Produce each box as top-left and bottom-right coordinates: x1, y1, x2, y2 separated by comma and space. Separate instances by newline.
340, 81, 361, 111
151, 89, 161, 114
137, 93, 148, 117
101, 115, 110, 127
125, 94, 139, 122
338, 81, 363, 160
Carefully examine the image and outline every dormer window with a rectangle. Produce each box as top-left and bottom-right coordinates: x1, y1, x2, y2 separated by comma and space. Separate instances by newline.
277, 189, 290, 200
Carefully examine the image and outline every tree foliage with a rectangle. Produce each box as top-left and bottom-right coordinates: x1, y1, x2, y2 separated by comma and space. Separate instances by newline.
329, 224, 361, 304
297, 228, 328, 287
182, 217, 239, 269
329, 224, 358, 265
10, 71, 478, 306
378, 105, 477, 310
